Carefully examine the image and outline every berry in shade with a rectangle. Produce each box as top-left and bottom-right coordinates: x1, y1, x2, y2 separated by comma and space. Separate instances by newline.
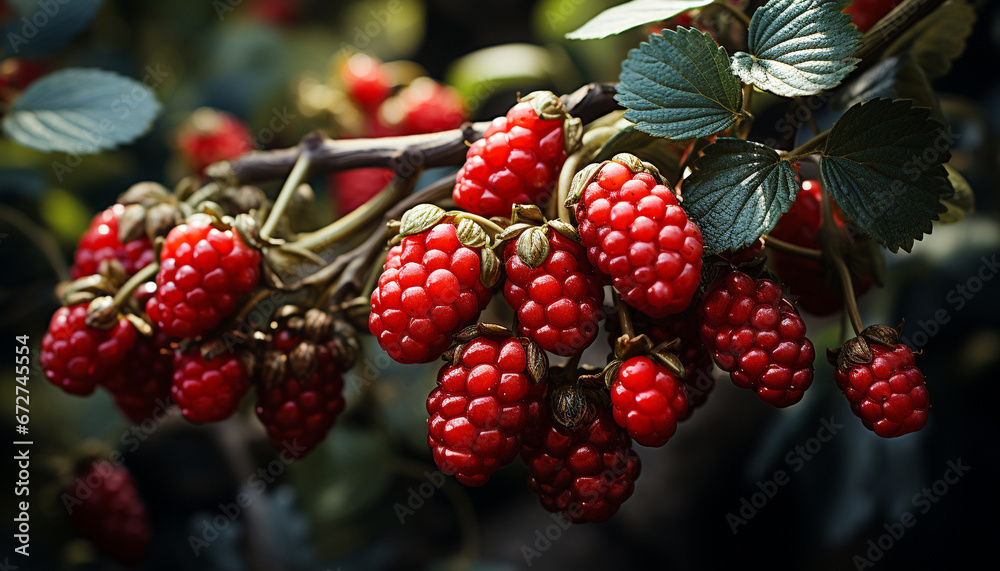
698, 270, 815, 407
426, 334, 547, 485
502, 227, 604, 356
41, 304, 137, 396
176, 108, 253, 175
844, 0, 902, 33
146, 214, 260, 339
523, 406, 641, 523
171, 347, 249, 423
379, 77, 467, 135
71, 204, 155, 279
572, 155, 703, 318
453, 91, 579, 218
368, 223, 493, 364
101, 332, 174, 423
65, 460, 150, 566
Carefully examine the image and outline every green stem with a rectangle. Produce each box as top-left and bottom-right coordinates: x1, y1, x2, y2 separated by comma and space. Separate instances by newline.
260, 151, 312, 241
820, 190, 863, 336
784, 129, 830, 161
555, 126, 615, 222
764, 235, 823, 260
112, 261, 159, 308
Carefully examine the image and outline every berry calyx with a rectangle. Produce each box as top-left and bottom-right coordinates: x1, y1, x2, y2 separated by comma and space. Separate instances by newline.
71, 204, 156, 280
502, 226, 604, 356
146, 214, 261, 339
172, 347, 249, 422
610, 356, 688, 447
41, 303, 137, 396
523, 406, 641, 523
426, 329, 547, 485
571, 154, 703, 318
453, 91, 581, 218
65, 460, 150, 566
698, 269, 815, 407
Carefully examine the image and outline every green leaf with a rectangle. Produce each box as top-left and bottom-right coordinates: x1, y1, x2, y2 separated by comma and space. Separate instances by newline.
884, 0, 975, 81
819, 98, 952, 253
617, 27, 743, 140
731, 0, 861, 97
3, 68, 161, 154
682, 138, 799, 254
1, 0, 103, 58
565, 0, 714, 40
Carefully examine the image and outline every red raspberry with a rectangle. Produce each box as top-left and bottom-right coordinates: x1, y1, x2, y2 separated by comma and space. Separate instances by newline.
255, 330, 346, 454
176, 108, 253, 175
426, 335, 546, 486
146, 215, 260, 338
523, 406, 641, 523
340, 52, 392, 109
102, 333, 173, 423
769, 180, 872, 315
844, 0, 902, 32
0, 58, 46, 103
698, 270, 815, 407
832, 343, 929, 438
368, 223, 492, 364
379, 77, 466, 135
71, 204, 155, 279
172, 348, 249, 422
65, 460, 150, 566
40, 304, 137, 396
611, 356, 688, 447
503, 229, 604, 356
330, 167, 395, 214
453, 94, 570, 218
575, 158, 703, 317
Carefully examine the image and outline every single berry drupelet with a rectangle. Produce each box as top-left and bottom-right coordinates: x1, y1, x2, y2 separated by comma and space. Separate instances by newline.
610, 356, 689, 447
523, 407, 641, 523
256, 330, 346, 455
503, 229, 604, 356
699, 270, 815, 407
41, 304, 137, 396
833, 343, 929, 438
453, 93, 573, 218
172, 348, 249, 422
65, 460, 151, 566
369, 223, 492, 364
71, 204, 155, 279
575, 158, 703, 318
146, 215, 260, 339
427, 335, 546, 486
101, 332, 173, 423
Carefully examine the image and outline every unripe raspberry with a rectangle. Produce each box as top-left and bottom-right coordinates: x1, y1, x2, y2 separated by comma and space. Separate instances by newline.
368, 223, 493, 364
65, 460, 150, 566
699, 270, 815, 407
172, 348, 249, 422
610, 356, 688, 447
41, 304, 137, 396
572, 156, 703, 317
427, 335, 547, 485
523, 407, 641, 523
71, 204, 155, 279
503, 228, 604, 356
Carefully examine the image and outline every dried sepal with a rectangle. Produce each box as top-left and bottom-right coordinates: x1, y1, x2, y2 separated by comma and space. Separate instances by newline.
124, 313, 153, 336
479, 322, 513, 338
232, 213, 265, 250
603, 360, 623, 390
613, 333, 654, 361
551, 384, 591, 430
144, 202, 182, 241
521, 90, 567, 121
525, 340, 548, 385
479, 248, 502, 288
610, 153, 664, 184
289, 341, 318, 379
260, 350, 286, 389
563, 116, 583, 155
565, 162, 601, 208
516, 226, 550, 268
118, 181, 171, 206
651, 351, 686, 380
303, 308, 333, 341
455, 217, 490, 249
454, 325, 481, 343
117, 204, 147, 244
494, 222, 533, 245
832, 336, 874, 373
85, 296, 119, 331
546, 219, 580, 242
399, 204, 447, 237
860, 324, 901, 348
511, 204, 547, 226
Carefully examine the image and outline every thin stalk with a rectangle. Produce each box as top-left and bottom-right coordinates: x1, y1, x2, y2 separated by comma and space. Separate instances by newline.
451, 212, 505, 236
615, 293, 635, 338
716, 0, 752, 27
260, 151, 312, 241
555, 126, 615, 222
784, 129, 830, 161
112, 261, 159, 307
764, 235, 823, 260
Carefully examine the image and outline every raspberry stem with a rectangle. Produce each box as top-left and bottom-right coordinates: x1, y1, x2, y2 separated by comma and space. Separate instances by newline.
555, 126, 616, 222
764, 235, 823, 260
261, 151, 312, 241
820, 190, 864, 336
784, 129, 830, 161
615, 292, 635, 339
111, 261, 159, 308
714, 0, 751, 28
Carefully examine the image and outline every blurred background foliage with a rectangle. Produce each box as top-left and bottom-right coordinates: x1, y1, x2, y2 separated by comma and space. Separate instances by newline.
1, 0, 999, 570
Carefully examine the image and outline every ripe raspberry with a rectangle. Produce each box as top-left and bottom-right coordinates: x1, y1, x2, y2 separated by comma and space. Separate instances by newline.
340, 52, 392, 109
256, 330, 346, 454
379, 77, 466, 135
40, 304, 137, 396
65, 460, 150, 566
172, 348, 249, 422
71, 204, 156, 279
146, 215, 260, 339
768, 180, 872, 315
573, 157, 703, 317
368, 223, 492, 364
610, 356, 688, 447
176, 108, 253, 175
453, 92, 575, 218
426, 335, 546, 486
523, 406, 641, 523
102, 333, 173, 423
503, 229, 604, 356
698, 270, 815, 407
845, 0, 902, 32
832, 343, 928, 438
